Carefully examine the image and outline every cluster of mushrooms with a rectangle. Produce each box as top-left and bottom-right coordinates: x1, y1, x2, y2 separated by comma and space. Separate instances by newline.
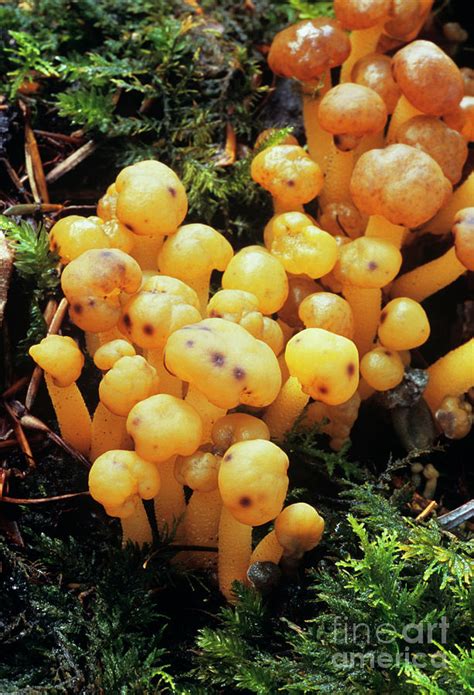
29, 0, 473, 601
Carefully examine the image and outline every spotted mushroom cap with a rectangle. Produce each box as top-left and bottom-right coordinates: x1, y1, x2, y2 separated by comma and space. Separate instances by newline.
332, 237, 402, 288
334, 0, 391, 29
350, 144, 452, 228
351, 53, 401, 114
119, 275, 201, 349
164, 318, 282, 409
222, 246, 288, 315
274, 502, 325, 557
318, 84, 387, 150
115, 159, 188, 237
61, 249, 142, 333
211, 413, 270, 454
268, 19, 351, 83
392, 40, 464, 116
29, 335, 84, 387
452, 208, 474, 271
88, 449, 160, 519
251, 145, 324, 207
99, 355, 159, 417
158, 223, 233, 281
285, 328, 359, 405
218, 439, 289, 526
207, 289, 263, 333
93, 339, 136, 371
49, 215, 110, 264
126, 394, 203, 463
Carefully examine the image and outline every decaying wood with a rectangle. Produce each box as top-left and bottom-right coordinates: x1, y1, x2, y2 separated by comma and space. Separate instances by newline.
0, 230, 14, 327
45, 140, 97, 184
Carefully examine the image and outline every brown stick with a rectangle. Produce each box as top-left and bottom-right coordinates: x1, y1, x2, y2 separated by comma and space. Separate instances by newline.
45, 141, 97, 184
2, 376, 29, 399
20, 102, 50, 204
415, 499, 438, 522
1, 491, 90, 504
3, 203, 63, 217
34, 129, 85, 144
0, 158, 32, 201
3, 400, 35, 469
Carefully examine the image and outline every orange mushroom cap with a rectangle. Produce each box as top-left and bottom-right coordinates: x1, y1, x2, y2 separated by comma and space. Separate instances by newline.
334, 0, 391, 30
452, 208, 474, 271
351, 53, 401, 114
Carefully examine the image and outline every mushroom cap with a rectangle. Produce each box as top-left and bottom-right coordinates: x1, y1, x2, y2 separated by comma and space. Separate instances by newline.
350, 144, 452, 227
97, 183, 118, 221
285, 328, 359, 405
453, 208, 474, 271
268, 19, 350, 82
207, 289, 263, 335
222, 246, 289, 315
298, 292, 354, 338
333, 237, 402, 288
351, 53, 401, 114
318, 84, 387, 146
269, 212, 338, 278
29, 335, 84, 387
251, 145, 324, 207
319, 201, 366, 238
274, 502, 324, 555
264, 211, 315, 249
93, 339, 136, 371
126, 394, 202, 463
392, 40, 464, 116
99, 355, 159, 417
119, 275, 201, 349
211, 413, 270, 453
260, 317, 285, 356
334, 0, 391, 29
62, 249, 142, 333
218, 440, 289, 526
278, 275, 321, 328
49, 215, 109, 264
360, 346, 405, 390
378, 297, 430, 350
384, 0, 422, 40
174, 450, 220, 492
115, 159, 188, 237
88, 449, 160, 519
164, 318, 282, 409
101, 218, 135, 254
396, 116, 468, 185
455, 96, 474, 141
255, 128, 299, 149
461, 68, 474, 97
158, 223, 233, 280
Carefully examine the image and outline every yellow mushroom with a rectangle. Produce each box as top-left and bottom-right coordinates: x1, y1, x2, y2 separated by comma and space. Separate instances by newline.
423, 339, 474, 415
302, 391, 361, 451
298, 292, 354, 339
378, 298, 430, 350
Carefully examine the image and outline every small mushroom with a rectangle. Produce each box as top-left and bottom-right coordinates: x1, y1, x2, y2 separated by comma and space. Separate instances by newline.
360, 347, 405, 391
302, 391, 361, 451
93, 339, 136, 371
298, 292, 354, 339
211, 413, 270, 455
423, 339, 474, 415
352, 53, 401, 114
49, 215, 112, 264
435, 395, 473, 440
378, 297, 430, 350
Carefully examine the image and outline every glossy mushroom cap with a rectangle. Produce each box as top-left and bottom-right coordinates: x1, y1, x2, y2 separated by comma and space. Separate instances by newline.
351, 53, 401, 114
211, 413, 270, 453
360, 347, 405, 390
318, 83, 387, 151
268, 212, 338, 278
29, 335, 84, 387
218, 440, 289, 526
396, 116, 468, 185
333, 237, 402, 288
334, 0, 391, 30
222, 246, 288, 315
453, 208, 474, 271
97, 183, 118, 221
384, 0, 423, 39
115, 159, 188, 237
89, 450, 160, 518
126, 394, 202, 463
392, 40, 464, 116
207, 289, 263, 335
61, 249, 142, 333
93, 339, 136, 371
278, 275, 320, 328
268, 19, 350, 83
264, 211, 315, 250
174, 450, 220, 492
49, 216, 109, 264
319, 202, 365, 238
274, 503, 324, 557
378, 297, 430, 350
285, 328, 359, 405
350, 144, 452, 228
158, 223, 233, 282
99, 355, 159, 417
299, 292, 354, 338
251, 145, 324, 207
164, 318, 282, 409
119, 275, 201, 349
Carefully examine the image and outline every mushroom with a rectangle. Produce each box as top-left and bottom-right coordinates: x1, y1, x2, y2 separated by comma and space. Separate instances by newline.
423, 171, 474, 235
351, 53, 401, 115
444, 96, 474, 142
93, 339, 136, 371
263, 375, 311, 441
251, 145, 324, 213
97, 183, 118, 221
388, 40, 464, 141
391, 207, 474, 302
277, 274, 321, 328
378, 297, 430, 350
318, 202, 366, 239
29, 336, 91, 456
222, 246, 288, 315
158, 223, 233, 314
49, 215, 113, 264
268, 19, 351, 171
218, 439, 289, 601
435, 395, 473, 440
302, 391, 361, 450
88, 449, 160, 545
360, 346, 405, 391
423, 339, 474, 415
298, 292, 354, 339
126, 394, 202, 535
211, 413, 270, 454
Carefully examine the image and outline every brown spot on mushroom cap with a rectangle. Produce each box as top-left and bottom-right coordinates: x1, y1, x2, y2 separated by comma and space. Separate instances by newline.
185, 339, 195, 348
143, 323, 154, 336
319, 385, 329, 394
123, 313, 132, 328
168, 186, 176, 197
368, 261, 378, 271
73, 303, 83, 314
268, 19, 351, 83
347, 362, 355, 377
393, 40, 464, 116
239, 496, 252, 507
334, 0, 391, 30
319, 84, 387, 145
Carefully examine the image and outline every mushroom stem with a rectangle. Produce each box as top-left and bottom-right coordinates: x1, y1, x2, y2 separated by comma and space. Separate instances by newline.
85, 332, 100, 357
320, 147, 354, 208
423, 172, 474, 235
180, 488, 222, 568
390, 246, 466, 302
423, 339, 474, 414
90, 403, 128, 461
263, 376, 310, 441
131, 235, 164, 270
342, 286, 381, 356
302, 73, 333, 173
185, 273, 212, 316
44, 373, 91, 456
153, 456, 186, 540
185, 385, 227, 444
146, 347, 182, 398
365, 215, 407, 249
340, 23, 386, 83
386, 95, 424, 143
99, 327, 127, 345
121, 500, 153, 546
218, 506, 252, 602
273, 198, 305, 215
249, 529, 283, 566
354, 130, 384, 159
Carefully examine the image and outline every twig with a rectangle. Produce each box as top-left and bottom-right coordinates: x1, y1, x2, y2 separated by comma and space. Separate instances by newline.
2, 376, 28, 399
0, 158, 32, 202
45, 141, 97, 184
1, 491, 90, 504
3, 203, 63, 216
438, 500, 474, 530
34, 129, 85, 144
2, 400, 35, 469
415, 499, 438, 522
20, 101, 50, 203
20, 413, 91, 469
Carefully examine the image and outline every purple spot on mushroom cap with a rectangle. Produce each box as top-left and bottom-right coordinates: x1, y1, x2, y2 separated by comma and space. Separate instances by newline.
239, 496, 251, 507
233, 367, 246, 380
368, 261, 378, 271
211, 352, 226, 367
